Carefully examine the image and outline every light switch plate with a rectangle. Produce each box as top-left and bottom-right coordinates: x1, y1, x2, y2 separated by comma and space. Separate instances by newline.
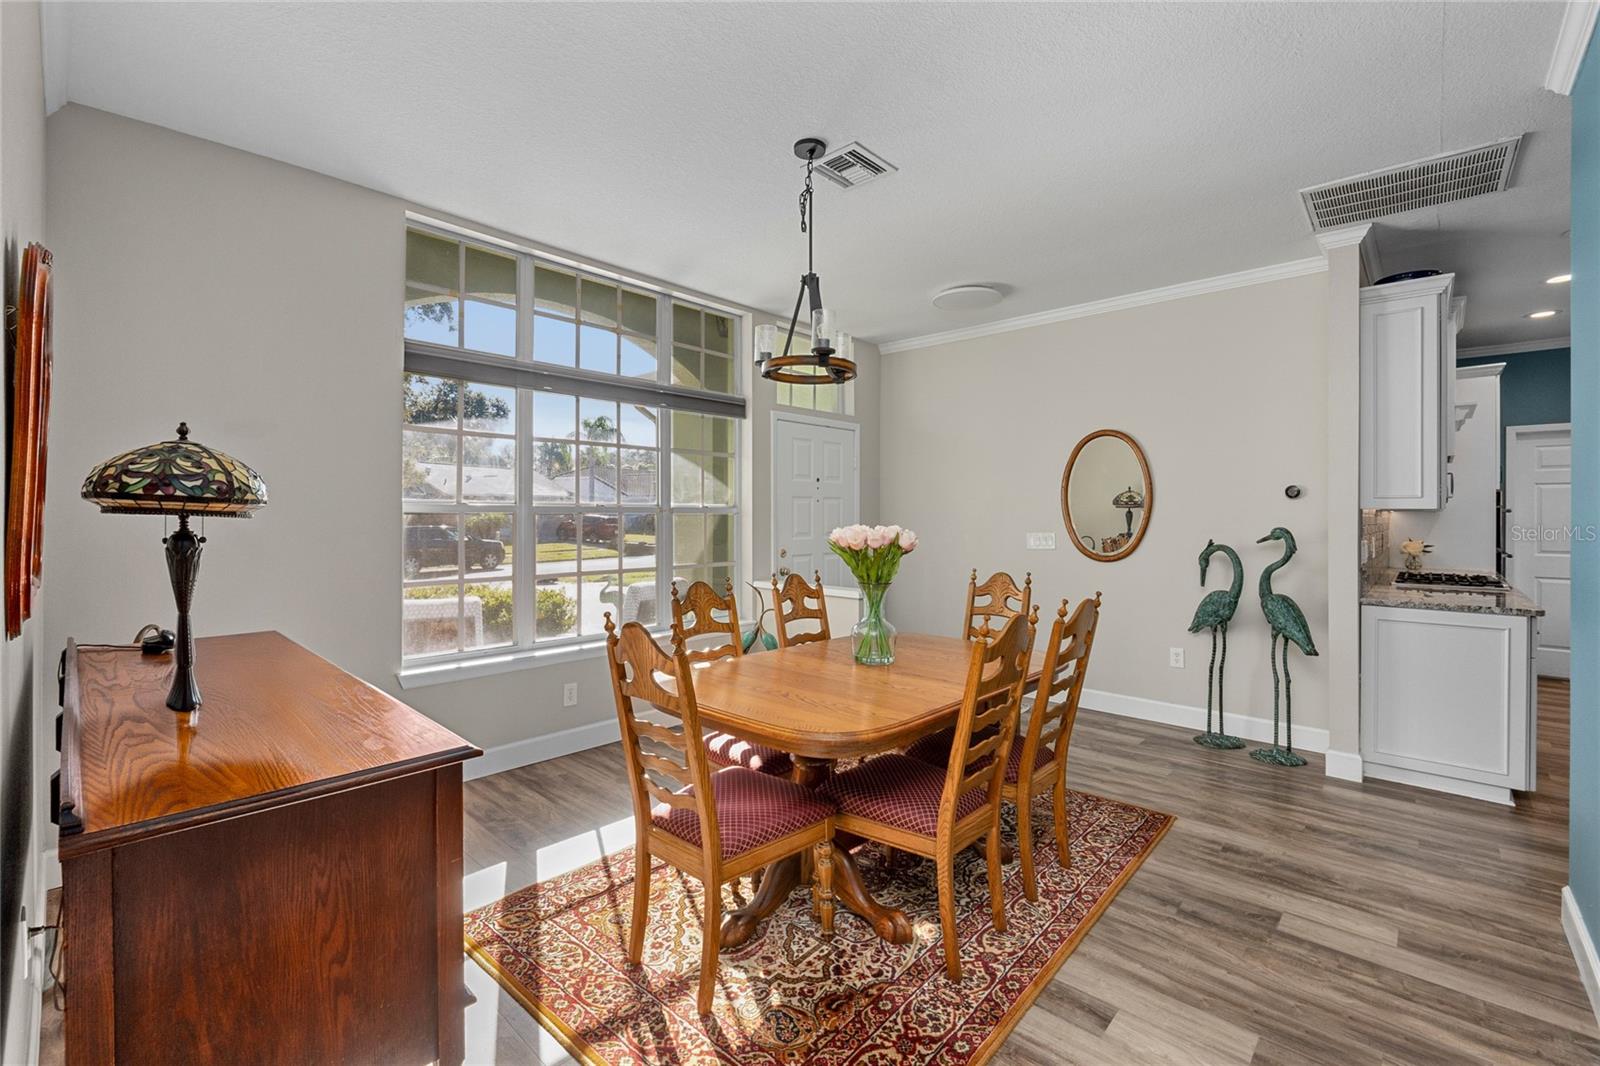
1026, 532, 1056, 550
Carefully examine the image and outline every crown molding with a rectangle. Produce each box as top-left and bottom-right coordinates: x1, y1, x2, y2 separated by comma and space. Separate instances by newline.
1313, 223, 1382, 282
1457, 337, 1571, 359
1313, 223, 1372, 252
1546, 1, 1599, 95
877, 256, 1327, 355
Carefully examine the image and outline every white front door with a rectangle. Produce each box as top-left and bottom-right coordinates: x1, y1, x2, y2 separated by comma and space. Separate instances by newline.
1507, 423, 1572, 679
773, 415, 858, 589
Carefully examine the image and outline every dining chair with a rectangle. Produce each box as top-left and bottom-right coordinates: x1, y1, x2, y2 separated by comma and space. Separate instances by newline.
603, 614, 836, 1015
965, 569, 1032, 640
771, 570, 831, 649
821, 608, 1038, 979
670, 580, 793, 777
1001, 593, 1101, 901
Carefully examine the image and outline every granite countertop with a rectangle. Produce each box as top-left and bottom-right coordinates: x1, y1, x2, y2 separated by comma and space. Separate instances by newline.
1360, 568, 1544, 617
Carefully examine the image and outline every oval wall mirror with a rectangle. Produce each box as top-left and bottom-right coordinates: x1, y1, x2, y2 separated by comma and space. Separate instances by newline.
1061, 430, 1153, 562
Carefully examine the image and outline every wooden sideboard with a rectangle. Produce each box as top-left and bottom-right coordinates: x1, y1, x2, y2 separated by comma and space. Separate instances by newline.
55, 631, 481, 1065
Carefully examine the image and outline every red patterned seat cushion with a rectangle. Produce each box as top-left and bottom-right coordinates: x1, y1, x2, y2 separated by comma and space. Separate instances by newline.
651, 767, 833, 859
703, 733, 793, 777
819, 753, 989, 837
905, 728, 1054, 784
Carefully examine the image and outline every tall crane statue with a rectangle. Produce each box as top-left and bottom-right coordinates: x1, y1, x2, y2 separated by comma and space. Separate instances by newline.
1252, 527, 1317, 767
1189, 540, 1246, 749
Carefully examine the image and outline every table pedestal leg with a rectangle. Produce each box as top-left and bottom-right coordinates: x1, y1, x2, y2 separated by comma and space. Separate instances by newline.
718, 755, 914, 948
830, 842, 915, 943
720, 854, 802, 949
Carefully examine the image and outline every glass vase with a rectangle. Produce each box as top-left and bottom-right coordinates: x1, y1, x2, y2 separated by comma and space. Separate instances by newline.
852, 581, 897, 666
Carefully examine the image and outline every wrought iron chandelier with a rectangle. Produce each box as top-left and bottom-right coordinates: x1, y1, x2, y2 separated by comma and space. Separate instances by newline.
755, 137, 857, 385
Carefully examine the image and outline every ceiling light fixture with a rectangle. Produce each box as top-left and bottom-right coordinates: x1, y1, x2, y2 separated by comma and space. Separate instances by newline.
1527, 310, 1560, 319
754, 137, 856, 385
1547, 274, 1572, 284
932, 285, 1004, 311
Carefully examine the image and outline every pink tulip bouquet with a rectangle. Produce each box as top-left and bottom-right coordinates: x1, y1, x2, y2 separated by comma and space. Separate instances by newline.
827, 525, 917, 664
826, 524, 918, 584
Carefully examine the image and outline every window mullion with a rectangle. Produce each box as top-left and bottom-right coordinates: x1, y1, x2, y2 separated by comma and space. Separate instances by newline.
657, 292, 672, 386
660, 409, 673, 611
514, 386, 534, 648
516, 250, 534, 364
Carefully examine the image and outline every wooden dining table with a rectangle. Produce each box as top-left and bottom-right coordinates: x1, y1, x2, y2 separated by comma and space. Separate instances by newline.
688, 632, 1048, 948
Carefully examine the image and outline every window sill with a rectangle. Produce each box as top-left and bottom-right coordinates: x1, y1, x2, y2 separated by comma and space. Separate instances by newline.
397, 637, 624, 689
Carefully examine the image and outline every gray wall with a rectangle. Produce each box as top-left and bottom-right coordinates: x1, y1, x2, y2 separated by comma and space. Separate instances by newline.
42, 105, 843, 766
879, 273, 1332, 732
0, 3, 45, 1061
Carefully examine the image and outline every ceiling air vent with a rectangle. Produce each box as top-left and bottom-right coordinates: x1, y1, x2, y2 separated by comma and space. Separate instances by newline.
813, 142, 897, 190
1300, 136, 1522, 231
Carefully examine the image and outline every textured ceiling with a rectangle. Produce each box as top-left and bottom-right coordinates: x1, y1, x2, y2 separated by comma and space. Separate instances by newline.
47, 1, 1572, 349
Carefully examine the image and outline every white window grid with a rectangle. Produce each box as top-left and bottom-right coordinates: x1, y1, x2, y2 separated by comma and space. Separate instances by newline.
402, 227, 742, 664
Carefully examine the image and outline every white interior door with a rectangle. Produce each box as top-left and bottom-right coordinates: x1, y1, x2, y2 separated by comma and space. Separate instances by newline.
773, 415, 858, 589
1507, 423, 1572, 679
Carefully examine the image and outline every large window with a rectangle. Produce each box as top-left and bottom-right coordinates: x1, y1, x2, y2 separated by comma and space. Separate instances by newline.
402, 226, 743, 665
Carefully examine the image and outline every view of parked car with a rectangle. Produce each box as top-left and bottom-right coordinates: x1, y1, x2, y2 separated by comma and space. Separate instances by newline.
555, 513, 619, 544
403, 524, 506, 577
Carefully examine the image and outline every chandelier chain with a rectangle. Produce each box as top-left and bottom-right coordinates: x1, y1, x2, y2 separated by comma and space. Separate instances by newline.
799, 160, 813, 235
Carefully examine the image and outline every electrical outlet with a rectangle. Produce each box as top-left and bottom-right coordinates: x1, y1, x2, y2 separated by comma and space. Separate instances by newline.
1025, 532, 1056, 550
1169, 647, 1185, 668
562, 682, 578, 707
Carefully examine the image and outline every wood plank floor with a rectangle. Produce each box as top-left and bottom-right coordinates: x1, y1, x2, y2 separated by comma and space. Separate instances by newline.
38, 680, 1598, 1064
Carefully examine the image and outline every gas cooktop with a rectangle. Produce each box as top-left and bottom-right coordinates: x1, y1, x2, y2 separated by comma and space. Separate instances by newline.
1393, 570, 1508, 591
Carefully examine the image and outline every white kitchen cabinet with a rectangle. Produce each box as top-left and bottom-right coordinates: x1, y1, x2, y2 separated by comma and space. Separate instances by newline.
1360, 604, 1535, 804
1359, 274, 1457, 509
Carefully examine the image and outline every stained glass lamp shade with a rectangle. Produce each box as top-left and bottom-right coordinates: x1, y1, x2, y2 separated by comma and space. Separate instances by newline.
1112, 486, 1145, 538
81, 423, 268, 713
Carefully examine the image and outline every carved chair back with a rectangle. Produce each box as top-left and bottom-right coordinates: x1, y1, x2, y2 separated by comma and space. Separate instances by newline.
941, 608, 1038, 833
670, 580, 743, 665
603, 615, 720, 862
771, 570, 831, 648
965, 569, 1033, 641
1017, 594, 1102, 789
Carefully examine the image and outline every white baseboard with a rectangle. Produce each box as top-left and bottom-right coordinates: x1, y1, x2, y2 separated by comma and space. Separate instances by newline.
465, 718, 620, 782
1080, 688, 1331, 753
466, 690, 1334, 785
1564, 885, 1600, 1029
1362, 762, 1513, 806
1324, 749, 1364, 782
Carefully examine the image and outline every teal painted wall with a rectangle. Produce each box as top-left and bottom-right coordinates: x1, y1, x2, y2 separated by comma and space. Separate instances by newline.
1570, 36, 1599, 943
1460, 347, 1571, 431
1458, 347, 1571, 484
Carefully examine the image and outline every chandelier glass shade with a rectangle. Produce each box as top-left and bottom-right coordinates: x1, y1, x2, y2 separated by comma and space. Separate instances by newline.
756, 138, 858, 385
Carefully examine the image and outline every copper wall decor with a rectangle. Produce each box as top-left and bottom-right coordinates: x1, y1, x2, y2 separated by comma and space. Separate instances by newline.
6, 243, 53, 639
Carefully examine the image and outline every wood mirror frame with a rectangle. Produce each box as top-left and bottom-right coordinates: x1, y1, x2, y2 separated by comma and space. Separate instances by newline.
1060, 429, 1153, 563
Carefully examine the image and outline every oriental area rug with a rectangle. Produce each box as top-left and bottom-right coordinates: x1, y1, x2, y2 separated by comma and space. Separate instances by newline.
464, 790, 1173, 1065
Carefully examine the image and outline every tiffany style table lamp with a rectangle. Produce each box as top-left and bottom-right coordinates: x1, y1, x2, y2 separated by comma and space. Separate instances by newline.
81, 423, 267, 712
1112, 486, 1145, 539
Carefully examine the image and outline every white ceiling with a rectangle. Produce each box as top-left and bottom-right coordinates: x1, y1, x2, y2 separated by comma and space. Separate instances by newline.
45, 2, 1574, 350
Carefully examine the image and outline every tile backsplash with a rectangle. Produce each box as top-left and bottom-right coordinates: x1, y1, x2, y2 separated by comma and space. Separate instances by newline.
1361, 509, 1391, 581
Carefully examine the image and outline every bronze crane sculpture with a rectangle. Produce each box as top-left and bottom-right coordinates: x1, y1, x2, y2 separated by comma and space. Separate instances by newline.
1189, 540, 1246, 749
1252, 527, 1317, 767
